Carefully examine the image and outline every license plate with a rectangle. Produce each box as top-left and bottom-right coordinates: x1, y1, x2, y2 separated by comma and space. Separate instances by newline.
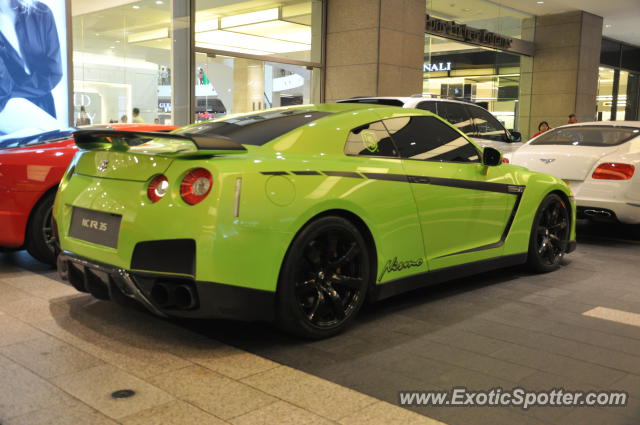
68, 207, 122, 248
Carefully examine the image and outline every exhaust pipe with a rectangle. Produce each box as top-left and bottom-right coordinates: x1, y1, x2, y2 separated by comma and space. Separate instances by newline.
150, 282, 172, 308
174, 285, 197, 310
584, 209, 612, 218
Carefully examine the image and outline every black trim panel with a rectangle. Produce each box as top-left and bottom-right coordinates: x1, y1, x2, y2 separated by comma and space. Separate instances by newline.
322, 171, 363, 178
292, 170, 322, 175
260, 171, 289, 176
408, 175, 524, 194
131, 239, 196, 276
362, 172, 409, 182
375, 253, 527, 301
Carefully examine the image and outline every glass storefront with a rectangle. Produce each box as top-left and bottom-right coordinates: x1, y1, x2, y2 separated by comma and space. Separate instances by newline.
598, 39, 640, 121
423, 0, 533, 132
71, 0, 323, 126
72, 1, 173, 125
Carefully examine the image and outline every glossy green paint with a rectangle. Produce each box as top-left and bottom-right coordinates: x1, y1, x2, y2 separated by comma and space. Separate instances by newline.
54, 104, 576, 294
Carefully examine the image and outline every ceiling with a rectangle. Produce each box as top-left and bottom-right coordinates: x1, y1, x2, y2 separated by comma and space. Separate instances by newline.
493, 0, 640, 46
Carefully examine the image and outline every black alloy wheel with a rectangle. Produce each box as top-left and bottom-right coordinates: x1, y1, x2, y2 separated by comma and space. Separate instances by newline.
277, 216, 371, 339
527, 193, 570, 273
25, 191, 59, 265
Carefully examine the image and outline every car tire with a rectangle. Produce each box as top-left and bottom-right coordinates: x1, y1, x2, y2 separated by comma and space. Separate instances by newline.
527, 193, 570, 273
276, 216, 371, 339
25, 191, 59, 266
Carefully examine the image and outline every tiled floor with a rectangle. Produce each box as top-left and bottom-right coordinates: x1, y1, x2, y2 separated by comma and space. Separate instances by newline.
1, 220, 639, 425
0, 255, 443, 425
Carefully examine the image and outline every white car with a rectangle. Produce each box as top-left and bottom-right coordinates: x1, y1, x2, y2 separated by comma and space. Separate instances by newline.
337, 96, 523, 157
511, 122, 640, 225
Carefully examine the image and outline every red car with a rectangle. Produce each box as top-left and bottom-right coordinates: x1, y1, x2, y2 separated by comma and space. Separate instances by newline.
0, 124, 176, 264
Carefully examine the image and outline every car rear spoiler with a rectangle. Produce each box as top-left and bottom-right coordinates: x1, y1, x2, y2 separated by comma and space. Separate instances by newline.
73, 130, 247, 156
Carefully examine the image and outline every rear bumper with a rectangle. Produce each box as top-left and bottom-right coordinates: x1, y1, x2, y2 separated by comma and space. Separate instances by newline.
57, 251, 275, 322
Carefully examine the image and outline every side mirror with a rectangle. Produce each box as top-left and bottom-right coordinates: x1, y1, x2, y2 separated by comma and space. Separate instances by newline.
483, 147, 503, 166
509, 131, 522, 143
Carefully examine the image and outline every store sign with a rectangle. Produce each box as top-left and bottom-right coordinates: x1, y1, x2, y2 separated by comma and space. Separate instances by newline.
0, 0, 70, 138
423, 62, 452, 72
425, 14, 534, 56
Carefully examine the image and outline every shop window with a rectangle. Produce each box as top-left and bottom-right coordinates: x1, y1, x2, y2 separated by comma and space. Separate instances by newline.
384, 116, 479, 163
72, 1, 173, 125
344, 121, 398, 157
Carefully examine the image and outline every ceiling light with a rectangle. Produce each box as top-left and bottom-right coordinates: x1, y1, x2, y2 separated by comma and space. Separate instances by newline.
155, 0, 163, 4
132, 5, 140, 9
221, 8, 279, 28
128, 27, 169, 43
536, 1, 544, 4
605, 24, 612, 28
109, 46, 115, 49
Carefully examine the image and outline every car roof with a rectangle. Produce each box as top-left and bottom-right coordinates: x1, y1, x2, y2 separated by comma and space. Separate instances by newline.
337, 96, 482, 108
552, 121, 640, 129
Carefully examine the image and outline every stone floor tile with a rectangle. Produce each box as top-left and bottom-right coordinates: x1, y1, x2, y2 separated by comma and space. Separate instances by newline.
0, 314, 47, 347
0, 355, 72, 419
338, 401, 447, 425
241, 366, 376, 421
120, 400, 229, 425
0, 334, 103, 378
149, 365, 277, 420
0, 296, 70, 324
230, 401, 336, 425
3, 396, 118, 425
50, 364, 174, 420
175, 342, 281, 379
2, 274, 78, 301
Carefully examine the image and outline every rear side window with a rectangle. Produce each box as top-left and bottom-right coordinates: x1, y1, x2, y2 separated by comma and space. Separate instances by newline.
416, 101, 438, 114
383, 116, 479, 163
338, 98, 405, 107
531, 126, 640, 146
344, 121, 398, 157
467, 106, 506, 141
435, 102, 475, 134
176, 110, 330, 146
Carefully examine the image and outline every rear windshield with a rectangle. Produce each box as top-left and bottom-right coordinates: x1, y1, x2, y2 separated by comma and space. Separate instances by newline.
338, 98, 405, 107
0, 128, 74, 150
531, 126, 640, 147
176, 109, 330, 146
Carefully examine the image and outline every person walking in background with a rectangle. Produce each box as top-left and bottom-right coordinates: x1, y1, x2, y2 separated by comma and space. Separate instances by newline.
568, 114, 578, 124
0, 0, 63, 136
75, 106, 91, 126
120, 114, 128, 123
532, 121, 550, 138
132, 107, 144, 123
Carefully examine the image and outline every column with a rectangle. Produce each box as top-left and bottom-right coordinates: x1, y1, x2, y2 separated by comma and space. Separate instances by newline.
171, 0, 192, 126
523, 11, 603, 138
324, 0, 425, 102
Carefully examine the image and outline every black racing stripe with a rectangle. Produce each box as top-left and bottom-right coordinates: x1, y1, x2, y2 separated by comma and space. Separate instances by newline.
362, 173, 408, 182
292, 171, 322, 176
260, 171, 289, 176
322, 171, 363, 178
409, 175, 517, 194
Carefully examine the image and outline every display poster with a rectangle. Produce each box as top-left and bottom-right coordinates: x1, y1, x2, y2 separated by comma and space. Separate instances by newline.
0, 0, 69, 142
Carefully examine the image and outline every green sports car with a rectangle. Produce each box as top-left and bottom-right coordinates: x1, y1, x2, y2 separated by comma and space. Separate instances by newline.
54, 104, 576, 338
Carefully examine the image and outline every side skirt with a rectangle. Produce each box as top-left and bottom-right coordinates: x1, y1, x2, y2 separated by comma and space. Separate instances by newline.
374, 253, 528, 301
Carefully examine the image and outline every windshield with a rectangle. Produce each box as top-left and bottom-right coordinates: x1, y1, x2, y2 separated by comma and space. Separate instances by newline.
176, 109, 331, 146
531, 126, 640, 147
0, 129, 75, 150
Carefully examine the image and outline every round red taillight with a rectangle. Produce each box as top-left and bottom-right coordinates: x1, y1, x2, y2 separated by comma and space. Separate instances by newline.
180, 168, 212, 205
148, 175, 169, 203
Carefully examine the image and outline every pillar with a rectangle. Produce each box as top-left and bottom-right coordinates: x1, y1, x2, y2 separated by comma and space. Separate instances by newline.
324, 0, 425, 102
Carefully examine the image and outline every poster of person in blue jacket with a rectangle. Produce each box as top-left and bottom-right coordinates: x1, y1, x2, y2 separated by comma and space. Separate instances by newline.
0, 0, 68, 141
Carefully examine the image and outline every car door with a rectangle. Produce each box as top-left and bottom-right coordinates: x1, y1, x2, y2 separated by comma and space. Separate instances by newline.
382, 114, 520, 269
